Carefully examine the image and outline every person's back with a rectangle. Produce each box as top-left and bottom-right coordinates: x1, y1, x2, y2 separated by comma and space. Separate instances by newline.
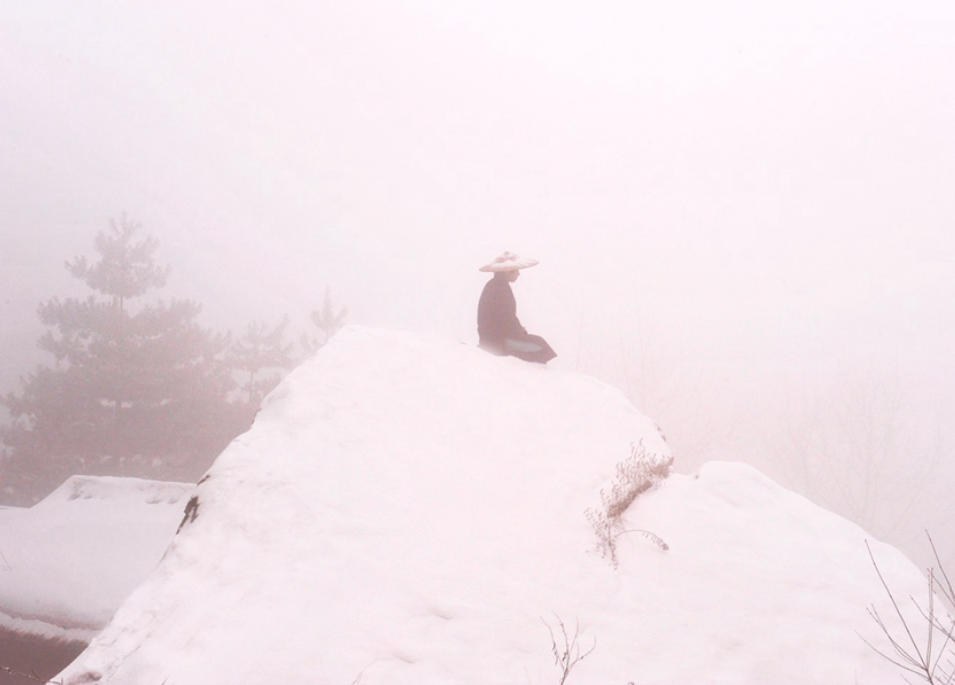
476, 251, 556, 364
478, 271, 522, 354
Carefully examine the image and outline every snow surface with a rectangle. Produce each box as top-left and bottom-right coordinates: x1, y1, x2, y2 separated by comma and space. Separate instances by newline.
0, 476, 191, 641
51, 326, 951, 684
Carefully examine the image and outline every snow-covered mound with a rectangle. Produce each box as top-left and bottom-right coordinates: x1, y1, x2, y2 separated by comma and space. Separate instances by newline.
57, 327, 946, 684
0, 476, 192, 641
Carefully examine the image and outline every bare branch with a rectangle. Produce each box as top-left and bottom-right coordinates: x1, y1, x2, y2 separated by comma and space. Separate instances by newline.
542, 614, 596, 685
862, 538, 955, 684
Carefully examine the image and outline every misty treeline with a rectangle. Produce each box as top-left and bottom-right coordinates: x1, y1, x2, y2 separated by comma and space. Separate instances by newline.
605, 320, 952, 571
0, 213, 346, 506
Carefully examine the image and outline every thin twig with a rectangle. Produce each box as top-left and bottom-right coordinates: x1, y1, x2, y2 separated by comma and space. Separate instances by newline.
866, 540, 929, 671
542, 614, 596, 685
928, 532, 955, 611
860, 538, 955, 684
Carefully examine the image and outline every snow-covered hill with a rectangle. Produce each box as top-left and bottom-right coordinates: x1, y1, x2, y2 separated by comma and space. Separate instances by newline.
54, 327, 947, 684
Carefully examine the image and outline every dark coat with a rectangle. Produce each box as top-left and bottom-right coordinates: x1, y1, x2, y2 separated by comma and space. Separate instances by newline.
477, 273, 526, 354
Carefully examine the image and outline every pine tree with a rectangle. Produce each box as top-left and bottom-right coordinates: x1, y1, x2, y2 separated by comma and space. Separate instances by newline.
0, 214, 243, 504
231, 316, 295, 406
301, 287, 348, 355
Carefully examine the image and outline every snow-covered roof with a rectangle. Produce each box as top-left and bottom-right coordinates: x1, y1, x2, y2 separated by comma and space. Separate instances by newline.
0, 476, 192, 641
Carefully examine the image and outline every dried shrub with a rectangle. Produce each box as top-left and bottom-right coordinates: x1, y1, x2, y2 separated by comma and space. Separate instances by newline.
585, 441, 672, 568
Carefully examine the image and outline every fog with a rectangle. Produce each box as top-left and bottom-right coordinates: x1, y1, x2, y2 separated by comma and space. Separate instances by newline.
1, 2, 953, 569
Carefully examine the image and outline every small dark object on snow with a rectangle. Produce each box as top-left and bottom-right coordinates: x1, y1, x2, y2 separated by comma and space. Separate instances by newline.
177, 495, 200, 534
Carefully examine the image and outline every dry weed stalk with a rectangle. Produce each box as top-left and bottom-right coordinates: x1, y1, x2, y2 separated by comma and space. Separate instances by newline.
542, 614, 596, 685
585, 441, 671, 567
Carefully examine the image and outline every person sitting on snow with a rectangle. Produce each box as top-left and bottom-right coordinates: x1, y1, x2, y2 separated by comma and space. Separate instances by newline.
477, 251, 556, 364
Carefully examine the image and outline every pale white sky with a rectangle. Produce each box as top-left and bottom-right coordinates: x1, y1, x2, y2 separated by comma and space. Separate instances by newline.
2, 0, 953, 389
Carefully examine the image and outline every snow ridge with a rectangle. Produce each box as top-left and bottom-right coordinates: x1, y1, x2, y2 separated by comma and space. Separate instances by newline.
52, 327, 947, 685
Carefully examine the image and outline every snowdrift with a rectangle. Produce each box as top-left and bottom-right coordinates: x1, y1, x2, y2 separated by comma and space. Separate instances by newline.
56, 327, 948, 684
0, 476, 191, 641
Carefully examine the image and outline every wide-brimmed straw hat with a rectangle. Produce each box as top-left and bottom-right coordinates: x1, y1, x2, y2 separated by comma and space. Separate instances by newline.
479, 251, 540, 272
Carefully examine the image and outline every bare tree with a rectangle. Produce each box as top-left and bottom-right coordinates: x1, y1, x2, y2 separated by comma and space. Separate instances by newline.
610, 317, 741, 473
763, 364, 941, 541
